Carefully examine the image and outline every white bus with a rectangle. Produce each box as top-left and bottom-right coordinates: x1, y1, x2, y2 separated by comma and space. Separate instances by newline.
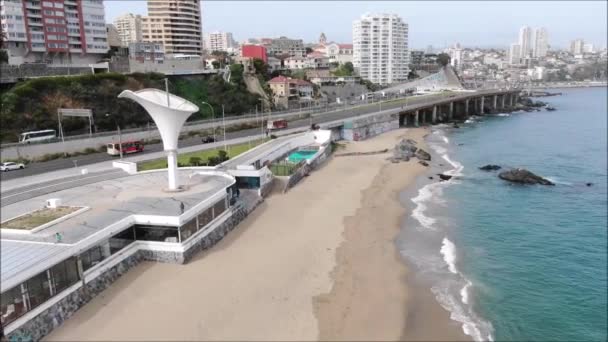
19, 130, 56, 144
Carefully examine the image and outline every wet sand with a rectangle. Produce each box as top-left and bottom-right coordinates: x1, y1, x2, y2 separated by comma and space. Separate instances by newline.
45, 128, 467, 341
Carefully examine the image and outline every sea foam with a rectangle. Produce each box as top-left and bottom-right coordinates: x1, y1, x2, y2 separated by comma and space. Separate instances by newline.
440, 237, 458, 274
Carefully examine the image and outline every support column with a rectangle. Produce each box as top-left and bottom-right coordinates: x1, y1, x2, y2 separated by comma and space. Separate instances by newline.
432, 106, 437, 124
414, 110, 419, 127
167, 149, 179, 190
501, 95, 506, 109
480, 96, 485, 115
493, 95, 498, 110
449, 102, 454, 121
465, 99, 470, 116
510, 94, 515, 107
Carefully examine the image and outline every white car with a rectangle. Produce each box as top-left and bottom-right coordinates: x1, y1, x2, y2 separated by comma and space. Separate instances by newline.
0, 162, 25, 172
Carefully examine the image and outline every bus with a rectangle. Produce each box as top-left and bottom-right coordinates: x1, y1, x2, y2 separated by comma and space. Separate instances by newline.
106, 140, 144, 156
19, 130, 56, 144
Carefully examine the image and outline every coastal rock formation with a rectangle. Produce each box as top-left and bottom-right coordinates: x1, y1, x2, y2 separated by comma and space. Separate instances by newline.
437, 174, 452, 181
392, 139, 418, 161
418, 161, 429, 167
415, 148, 431, 161
498, 168, 555, 185
479, 164, 502, 171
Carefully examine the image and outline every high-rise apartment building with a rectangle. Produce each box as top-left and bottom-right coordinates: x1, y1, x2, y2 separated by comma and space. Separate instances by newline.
113, 13, 142, 47
203, 31, 236, 53
532, 27, 548, 58
0, 0, 108, 65
570, 39, 585, 55
353, 13, 409, 85
518, 26, 533, 59
142, 0, 203, 56
508, 43, 521, 65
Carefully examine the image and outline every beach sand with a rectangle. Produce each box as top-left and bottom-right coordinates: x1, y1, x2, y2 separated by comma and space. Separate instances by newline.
44, 127, 468, 341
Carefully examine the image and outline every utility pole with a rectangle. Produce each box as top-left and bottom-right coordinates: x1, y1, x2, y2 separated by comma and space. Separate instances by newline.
164, 78, 170, 107
222, 104, 226, 152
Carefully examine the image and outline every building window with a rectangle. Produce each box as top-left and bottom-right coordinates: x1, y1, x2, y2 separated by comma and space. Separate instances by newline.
179, 218, 198, 242
81, 245, 108, 271
197, 207, 213, 230
24, 272, 52, 310
0, 286, 27, 326
49, 258, 79, 294
134, 225, 179, 243
109, 228, 135, 254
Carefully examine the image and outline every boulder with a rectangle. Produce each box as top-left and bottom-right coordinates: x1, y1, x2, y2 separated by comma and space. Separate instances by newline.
498, 168, 555, 186
479, 164, 502, 171
418, 161, 429, 167
437, 174, 452, 181
415, 148, 431, 161
393, 139, 418, 161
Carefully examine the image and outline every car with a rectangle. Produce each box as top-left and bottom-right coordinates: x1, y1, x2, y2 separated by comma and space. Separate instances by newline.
201, 136, 216, 144
1, 162, 25, 172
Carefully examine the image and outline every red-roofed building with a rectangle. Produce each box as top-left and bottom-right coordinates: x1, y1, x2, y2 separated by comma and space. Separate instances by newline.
241, 45, 268, 63
325, 43, 353, 65
268, 76, 314, 109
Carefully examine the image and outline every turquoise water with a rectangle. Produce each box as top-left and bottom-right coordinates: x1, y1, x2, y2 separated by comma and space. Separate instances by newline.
288, 150, 317, 163
399, 88, 607, 341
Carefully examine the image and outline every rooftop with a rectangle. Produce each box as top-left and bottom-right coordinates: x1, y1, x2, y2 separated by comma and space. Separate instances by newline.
1, 169, 233, 290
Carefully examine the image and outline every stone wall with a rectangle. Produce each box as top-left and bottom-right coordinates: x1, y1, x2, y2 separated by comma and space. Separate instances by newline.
0, 64, 93, 84
283, 146, 332, 193
342, 112, 399, 141
7, 252, 144, 342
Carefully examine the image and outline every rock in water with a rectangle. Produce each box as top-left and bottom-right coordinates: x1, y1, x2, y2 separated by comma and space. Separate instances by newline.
415, 148, 431, 161
479, 164, 502, 171
437, 174, 452, 181
498, 168, 555, 185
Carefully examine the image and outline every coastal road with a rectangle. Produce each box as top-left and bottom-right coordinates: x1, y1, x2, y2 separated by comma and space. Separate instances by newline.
0, 90, 499, 181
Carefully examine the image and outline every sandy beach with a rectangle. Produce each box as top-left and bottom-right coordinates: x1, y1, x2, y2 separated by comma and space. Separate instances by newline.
45, 127, 467, 341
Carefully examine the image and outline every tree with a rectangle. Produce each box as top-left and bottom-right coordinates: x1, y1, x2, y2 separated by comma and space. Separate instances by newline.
437, 53, 451, 67
212, 60, 221, 70
408, 70, 419, 80
343, 62, 354, 74
306, 47, 314, 54
253, 58, 269, 79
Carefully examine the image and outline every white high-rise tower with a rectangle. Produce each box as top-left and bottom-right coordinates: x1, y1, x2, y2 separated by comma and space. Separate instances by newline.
353, 13, 409, 85
532, 27, 549, 58
518, 26, 533, 59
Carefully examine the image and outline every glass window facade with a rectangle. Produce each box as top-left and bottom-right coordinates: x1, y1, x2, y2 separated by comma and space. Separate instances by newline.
197, 207, 213, 229
81, 245, 108, 272
25, 272, 52, 310
179, 218, 198, 242
1, 286, 27, 326
134, 225, 179, 242
109, 228, 135, 254
213, 197, 227, 218
50, 258, 79, 294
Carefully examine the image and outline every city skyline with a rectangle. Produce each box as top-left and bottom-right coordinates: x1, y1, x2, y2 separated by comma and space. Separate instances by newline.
103, 1, 608, 49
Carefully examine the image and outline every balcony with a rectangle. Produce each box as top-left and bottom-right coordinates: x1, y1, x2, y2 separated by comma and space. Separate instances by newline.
25, 2, 41, 9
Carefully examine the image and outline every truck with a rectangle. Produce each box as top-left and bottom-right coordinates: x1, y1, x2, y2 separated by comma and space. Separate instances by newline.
266, 119, 288, 130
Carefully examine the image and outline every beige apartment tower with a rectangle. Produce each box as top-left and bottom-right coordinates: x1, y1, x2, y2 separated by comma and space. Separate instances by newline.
142, 0, 203, 56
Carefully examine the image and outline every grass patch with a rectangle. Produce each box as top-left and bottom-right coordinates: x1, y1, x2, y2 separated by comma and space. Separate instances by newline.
138, 138, 269, 171
1, 206, 81, 230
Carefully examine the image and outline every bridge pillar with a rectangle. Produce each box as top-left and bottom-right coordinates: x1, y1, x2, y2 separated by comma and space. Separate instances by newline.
480, 96, 485, 114
493, 95, 498, 110
510, 94, 515, 107
501, 94, 506, 109
465, 99, 470, 116
414, 110, 419, 127
449, 102, 454, 121
432, 106, 437, 124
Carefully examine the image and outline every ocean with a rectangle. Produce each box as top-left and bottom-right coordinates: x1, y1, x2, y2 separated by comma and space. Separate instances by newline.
398, 87, 608, 341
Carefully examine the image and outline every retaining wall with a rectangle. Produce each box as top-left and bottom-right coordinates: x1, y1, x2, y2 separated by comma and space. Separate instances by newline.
342, 112, 399, 141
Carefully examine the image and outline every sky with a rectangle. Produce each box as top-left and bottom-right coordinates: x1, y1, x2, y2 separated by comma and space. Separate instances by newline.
104, 1, 608, 49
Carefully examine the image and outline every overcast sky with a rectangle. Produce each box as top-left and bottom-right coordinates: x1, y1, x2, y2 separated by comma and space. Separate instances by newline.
104, 1, 608, 49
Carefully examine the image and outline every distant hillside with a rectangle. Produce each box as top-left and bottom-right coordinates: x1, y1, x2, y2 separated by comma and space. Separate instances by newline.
0, 70, 261, 143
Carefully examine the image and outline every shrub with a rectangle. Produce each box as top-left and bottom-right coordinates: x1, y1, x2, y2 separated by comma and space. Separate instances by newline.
270, 134, 278, 139
189, 156, 202, 166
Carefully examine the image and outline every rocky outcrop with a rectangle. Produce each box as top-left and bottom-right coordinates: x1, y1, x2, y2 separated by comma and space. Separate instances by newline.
415, 148, 431, 161
437, 174, 452, 181
479, 164, 502, 171
418, 161, 429, 167
498, 168, 555, 185
393, 139, 418, 161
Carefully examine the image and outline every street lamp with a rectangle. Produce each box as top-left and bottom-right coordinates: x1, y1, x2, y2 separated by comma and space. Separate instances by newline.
105, 113, 123, 159
200, 101, 215, 141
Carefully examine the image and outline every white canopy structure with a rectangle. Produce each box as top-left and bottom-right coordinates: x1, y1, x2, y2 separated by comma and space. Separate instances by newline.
118, 88, 199, 190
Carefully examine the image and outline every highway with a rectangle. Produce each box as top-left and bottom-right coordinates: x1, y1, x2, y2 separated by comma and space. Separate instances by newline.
0, 89, 514, 181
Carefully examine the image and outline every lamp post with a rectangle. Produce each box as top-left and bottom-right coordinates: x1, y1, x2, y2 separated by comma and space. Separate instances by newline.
200, 101, 215, 141
222, 104, 226, 152
105, 113, 122, 159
